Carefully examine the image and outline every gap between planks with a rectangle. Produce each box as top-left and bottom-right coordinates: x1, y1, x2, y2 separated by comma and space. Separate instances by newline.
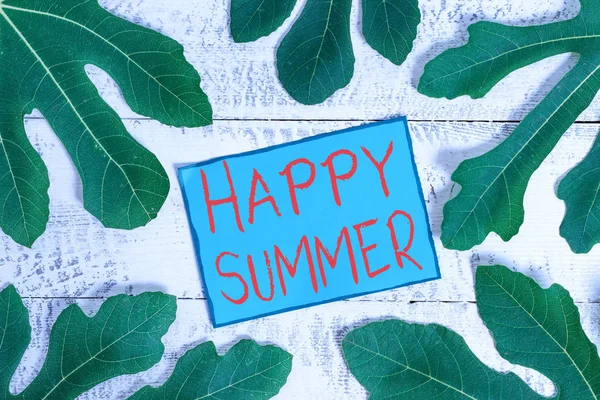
19, 117, 600, 124
18, 296, 599, 304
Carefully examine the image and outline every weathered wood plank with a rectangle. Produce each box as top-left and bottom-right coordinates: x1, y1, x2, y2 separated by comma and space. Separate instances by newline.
16, 0, 596, 122
10, 298, 598, 399
2, 120, 599, 304
2, 1, 598, 399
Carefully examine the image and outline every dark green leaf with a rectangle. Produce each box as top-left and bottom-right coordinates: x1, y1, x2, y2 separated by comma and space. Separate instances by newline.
557, 133, 600, 253
276, 0, 355, 105
1, 290, 177, 400
343, 265, 600, 399
477, 265, 600, 399
362, 0, 420, 65
231, 0, 422, 104
343, 319, 541, 399
0, 126, 50, 248
0, 0, 213, 247
418, 0, 600, 251
130, 340, 293, 400
230, 0, 296, 42
0, 287, 292, 400
0, 285, 30, 400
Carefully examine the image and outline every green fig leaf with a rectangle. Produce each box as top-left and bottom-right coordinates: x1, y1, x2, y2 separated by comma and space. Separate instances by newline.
0, 285, 31, 400
362, 0, 420, 65
230, 0, 421, 104
557, 132, 600, 253
276, 0, 355, 105
418, 0, 600, 251
343, 265, 600, 399
0, 285, 177, 400
0, 0, 213, 247
342, 320, 541, 399
130, 340, 292, 400
476, 265, 600, 399
0, 285, 293, 400
230, 0, 296, 42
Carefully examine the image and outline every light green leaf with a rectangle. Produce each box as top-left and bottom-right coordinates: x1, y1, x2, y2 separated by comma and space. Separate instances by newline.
343, 265, 600, 399
418, 0, 600, 251
477, 265, 600, 399
0, 289, 177, 400
0, 0, 213, 247
0, 285, 30, 400
277, 0, 354, 105
362, 0, 420, 65
342, 320, 541, 399
557, 133, 600, 253
230, 0, 296, 43
130, 340, 293, 400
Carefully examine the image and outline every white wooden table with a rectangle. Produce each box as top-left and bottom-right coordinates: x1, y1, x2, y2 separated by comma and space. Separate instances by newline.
2, 0, 599, 398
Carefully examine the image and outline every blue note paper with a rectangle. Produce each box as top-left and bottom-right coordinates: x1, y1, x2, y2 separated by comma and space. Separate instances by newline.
178, 118, 440, 327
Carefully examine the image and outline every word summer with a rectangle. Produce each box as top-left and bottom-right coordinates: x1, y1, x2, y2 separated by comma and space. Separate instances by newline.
200, 141, 424, 305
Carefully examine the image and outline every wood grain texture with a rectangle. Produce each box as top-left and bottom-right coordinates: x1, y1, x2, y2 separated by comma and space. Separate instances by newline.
1, 0, 600, 398
3, 120, 600, 303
